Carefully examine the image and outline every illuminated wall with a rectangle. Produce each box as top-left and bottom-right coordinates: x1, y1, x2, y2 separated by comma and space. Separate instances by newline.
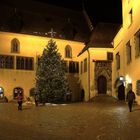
78, 47, 113, 101
1, 0, 140, 103
0, 31, 84, 100
113, 0, 140, 104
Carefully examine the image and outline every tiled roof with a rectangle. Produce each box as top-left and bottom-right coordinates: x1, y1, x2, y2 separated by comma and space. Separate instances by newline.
89, 23, 120, 47
78, 22, 121, 56
0, 0, 90, 42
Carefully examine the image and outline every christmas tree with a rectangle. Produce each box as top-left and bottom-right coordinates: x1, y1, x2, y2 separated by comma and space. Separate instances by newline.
35, 39, 69, 103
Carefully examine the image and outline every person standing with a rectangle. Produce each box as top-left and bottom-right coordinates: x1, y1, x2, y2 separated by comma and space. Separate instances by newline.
34, 94, 39, 106
16, 93, 23, 110
126, 89, 136, 112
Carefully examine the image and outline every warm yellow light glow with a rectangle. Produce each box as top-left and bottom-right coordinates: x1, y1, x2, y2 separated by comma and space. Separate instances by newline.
119, 76, 124, 81
125, 74, 132, 84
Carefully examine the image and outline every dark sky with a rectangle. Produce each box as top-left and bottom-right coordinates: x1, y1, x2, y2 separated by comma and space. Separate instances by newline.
33, 0, 122, 24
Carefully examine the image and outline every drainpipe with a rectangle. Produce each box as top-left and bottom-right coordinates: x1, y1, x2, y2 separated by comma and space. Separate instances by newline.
87, 49, 90, 101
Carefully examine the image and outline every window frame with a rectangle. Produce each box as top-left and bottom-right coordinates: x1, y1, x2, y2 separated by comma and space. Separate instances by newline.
116, 52, 120, 70
11, 38, 20, 53
126, 41, 132, 64
134, 29, 140, 58
65, 45, 72, 58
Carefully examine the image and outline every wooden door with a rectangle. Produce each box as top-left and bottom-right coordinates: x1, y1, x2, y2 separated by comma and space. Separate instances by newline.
97, 75, 107, 94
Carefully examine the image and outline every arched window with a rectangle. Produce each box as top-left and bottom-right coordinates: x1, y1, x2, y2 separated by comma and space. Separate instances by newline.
11, 38, 20, 53
65, 45, 72, 58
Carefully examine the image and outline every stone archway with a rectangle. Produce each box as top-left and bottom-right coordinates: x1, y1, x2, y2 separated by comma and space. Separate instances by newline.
94, 61, 112, 95
97, 75, 107, 94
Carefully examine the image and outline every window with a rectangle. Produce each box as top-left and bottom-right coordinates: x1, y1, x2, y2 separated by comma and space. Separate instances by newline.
84, 58, 87, 72
0, 55, 14, 69
116, 52, 120, 70
126, 41, 132, 64
81, 61, 83, 74
16, 56, 34, 70
107, 52, 113, 61
11, 38, 20, 53
136, 80, 140, 96
134, 29, 140, 58
128, 9, 133, 26
65, 45, 72, 58
69, 61, 79, 73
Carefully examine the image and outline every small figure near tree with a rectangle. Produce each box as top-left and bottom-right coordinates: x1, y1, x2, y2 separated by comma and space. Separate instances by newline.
34, 93, 39, 106
66, 90, 72, 102
16, 91, 23, 110
35, 39, 69, 103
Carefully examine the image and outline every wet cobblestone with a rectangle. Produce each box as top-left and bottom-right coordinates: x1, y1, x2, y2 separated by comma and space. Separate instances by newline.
0, 95, 140, 140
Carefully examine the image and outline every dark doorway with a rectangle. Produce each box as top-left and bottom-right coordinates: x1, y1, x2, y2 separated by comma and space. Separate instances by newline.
80, 89, 85, 101
97, 75, 107, 94
118, 84, 125, 100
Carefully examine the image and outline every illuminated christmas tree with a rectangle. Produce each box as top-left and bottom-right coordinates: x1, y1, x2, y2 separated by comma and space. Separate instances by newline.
36, 39, 69, 103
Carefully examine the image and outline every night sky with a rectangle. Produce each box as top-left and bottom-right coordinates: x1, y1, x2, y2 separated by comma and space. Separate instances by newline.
33, 0, 122, 24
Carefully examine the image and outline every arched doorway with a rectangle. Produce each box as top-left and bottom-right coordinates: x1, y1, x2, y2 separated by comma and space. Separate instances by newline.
80, 89, 85, 101
118, 84, 125, 100
114, 76, 125, 100
13, 87, 23, 99
97, 75, 107, 94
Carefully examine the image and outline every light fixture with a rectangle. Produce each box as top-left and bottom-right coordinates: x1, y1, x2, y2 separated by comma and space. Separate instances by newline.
119, 76, 124, 81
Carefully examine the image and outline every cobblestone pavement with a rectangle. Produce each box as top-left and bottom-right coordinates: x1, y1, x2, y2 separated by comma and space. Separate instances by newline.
0, 95, 140, 140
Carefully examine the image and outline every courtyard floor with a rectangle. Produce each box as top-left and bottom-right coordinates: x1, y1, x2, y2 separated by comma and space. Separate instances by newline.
0, 95, 140, 140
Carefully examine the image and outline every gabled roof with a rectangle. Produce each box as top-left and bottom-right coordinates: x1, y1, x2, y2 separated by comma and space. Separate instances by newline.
89, 23, 120, 47
78, 22, 121, 56
0, 0, 91, 42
